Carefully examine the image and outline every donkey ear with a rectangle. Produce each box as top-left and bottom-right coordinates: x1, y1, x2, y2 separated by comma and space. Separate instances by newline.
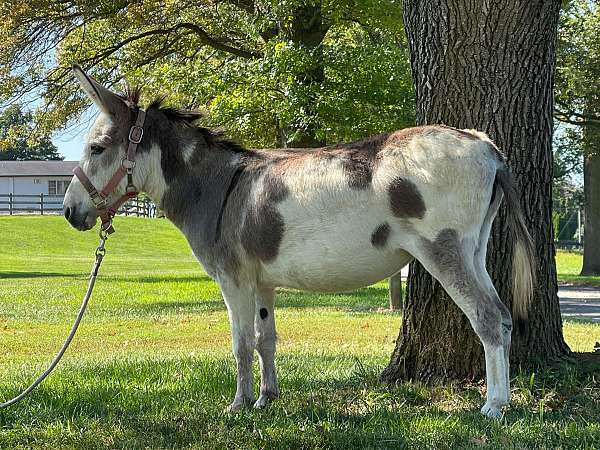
72, 64, 126, 116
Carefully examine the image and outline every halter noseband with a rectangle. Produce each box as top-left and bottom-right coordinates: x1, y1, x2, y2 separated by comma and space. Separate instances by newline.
73, 109, 146, 234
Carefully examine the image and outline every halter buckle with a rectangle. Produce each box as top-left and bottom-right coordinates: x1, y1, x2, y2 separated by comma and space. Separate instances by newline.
90, 192, 107, 209
128, 125, 144, 144
122, 157, 136, 171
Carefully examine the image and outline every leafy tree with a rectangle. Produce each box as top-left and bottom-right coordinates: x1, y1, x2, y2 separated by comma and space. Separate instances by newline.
553, 126, 583, 182
555, 0, 600, 275
0, 0, 415, 149
552, 126, 584, 243
0, 105, 62, 161
553, 179, 584, 242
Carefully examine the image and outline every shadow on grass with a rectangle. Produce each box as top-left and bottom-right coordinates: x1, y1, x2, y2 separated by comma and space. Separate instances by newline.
0, 354, 598, 449
0, 355, 463, 449
558, 275, 600, 288
0, 271, 82, 279
128, 286, 390, 316
277, 286, 389, 310
134, 300, 226, 314
1, 268, 389, 311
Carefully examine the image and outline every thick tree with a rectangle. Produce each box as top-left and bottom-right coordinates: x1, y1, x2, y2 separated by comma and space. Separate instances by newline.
554, 0, 600, 275
381, 0, 570, 384
580, 123, 600, 274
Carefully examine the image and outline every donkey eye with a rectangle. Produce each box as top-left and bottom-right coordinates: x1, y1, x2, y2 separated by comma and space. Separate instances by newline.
90, 144, 105, 155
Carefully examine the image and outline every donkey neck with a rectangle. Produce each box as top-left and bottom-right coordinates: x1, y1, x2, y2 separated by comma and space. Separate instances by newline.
152, 123, 245, 242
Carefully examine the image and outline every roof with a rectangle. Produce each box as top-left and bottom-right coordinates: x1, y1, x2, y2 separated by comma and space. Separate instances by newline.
0, 161, 78, 177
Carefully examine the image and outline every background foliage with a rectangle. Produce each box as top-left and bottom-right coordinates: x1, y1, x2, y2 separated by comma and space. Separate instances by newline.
0, 105, 61, 160
0, 0, 414, 149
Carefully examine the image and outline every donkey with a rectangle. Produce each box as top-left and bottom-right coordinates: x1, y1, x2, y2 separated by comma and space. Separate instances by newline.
63, 65, 535, 419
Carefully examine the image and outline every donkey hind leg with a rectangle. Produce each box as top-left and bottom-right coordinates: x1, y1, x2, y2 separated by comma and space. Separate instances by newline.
474, 264, 512, 410
220, 279, 256, 412
254, 286, 279, 409
474, 186, 513, 405
412, 232, 509, 419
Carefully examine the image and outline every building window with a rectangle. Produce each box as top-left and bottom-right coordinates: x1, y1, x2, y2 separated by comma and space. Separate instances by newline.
48, 180, 70, 195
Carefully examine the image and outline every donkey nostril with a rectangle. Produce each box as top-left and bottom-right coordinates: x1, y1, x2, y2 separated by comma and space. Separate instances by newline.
64, 206, 72, 221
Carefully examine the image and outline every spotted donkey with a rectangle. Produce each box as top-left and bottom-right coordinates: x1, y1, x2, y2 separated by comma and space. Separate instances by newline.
63, 66, 535, 419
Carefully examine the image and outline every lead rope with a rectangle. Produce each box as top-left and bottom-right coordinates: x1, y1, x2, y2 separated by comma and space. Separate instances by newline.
0, 227, 109, 409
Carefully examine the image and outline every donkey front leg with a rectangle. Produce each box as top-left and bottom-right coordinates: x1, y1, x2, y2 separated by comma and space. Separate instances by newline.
254, 286, 279, 408
220, 279, 256, 412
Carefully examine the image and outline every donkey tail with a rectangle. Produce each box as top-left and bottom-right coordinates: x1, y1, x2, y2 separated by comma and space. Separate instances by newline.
495, 165, 536, 320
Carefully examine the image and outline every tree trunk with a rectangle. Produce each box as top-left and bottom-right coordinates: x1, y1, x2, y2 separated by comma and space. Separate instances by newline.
581, 121, 600, 275
381, 0, 570, 384
283, 4, 327, 148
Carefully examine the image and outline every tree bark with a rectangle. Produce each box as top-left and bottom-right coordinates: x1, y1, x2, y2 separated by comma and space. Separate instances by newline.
581, 120, 600, 275
381, 0, 570, 384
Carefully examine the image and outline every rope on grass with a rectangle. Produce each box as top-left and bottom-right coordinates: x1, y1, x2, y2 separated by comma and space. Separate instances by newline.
0, 231, 108, 409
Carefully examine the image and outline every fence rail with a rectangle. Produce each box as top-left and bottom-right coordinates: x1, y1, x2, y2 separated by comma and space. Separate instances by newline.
0, 194, 156, 218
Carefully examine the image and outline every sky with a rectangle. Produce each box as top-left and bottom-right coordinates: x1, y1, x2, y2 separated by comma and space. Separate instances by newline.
52, 108, 97, 161
53, 129, 85, 161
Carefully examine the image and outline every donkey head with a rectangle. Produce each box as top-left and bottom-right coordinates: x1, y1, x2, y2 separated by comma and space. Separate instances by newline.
64, 65, 148, 231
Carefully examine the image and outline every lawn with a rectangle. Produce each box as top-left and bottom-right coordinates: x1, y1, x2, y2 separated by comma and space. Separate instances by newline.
556, 248, 600, 287
0, 216, 598, 449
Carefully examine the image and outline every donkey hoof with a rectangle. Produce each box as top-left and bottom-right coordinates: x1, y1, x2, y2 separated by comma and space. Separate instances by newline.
226, 398, 252, 413
253, 392, 278, 409
481, 403, 503, 419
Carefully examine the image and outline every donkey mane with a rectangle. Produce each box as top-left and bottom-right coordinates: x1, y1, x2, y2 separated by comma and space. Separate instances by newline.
120, 86, 247, 155
147, 97, 204, 126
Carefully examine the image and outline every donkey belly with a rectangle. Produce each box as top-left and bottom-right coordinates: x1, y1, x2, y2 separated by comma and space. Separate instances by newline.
261, 223, 413, 292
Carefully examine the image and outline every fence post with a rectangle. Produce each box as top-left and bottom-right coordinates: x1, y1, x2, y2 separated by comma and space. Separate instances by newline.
9, 193, 13, 215
40, 193, 44, 215
389, 273, 403, 311
577, 209, 581, 244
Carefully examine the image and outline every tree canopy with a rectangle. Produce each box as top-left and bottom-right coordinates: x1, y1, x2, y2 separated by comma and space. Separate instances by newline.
555, 0, 600, 128
554, 0, 600, 180
0, 0, 415, 148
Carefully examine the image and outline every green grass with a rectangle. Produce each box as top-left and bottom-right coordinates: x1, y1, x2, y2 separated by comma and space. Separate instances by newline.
0, 216, 599, 449
556, 249, 600, 286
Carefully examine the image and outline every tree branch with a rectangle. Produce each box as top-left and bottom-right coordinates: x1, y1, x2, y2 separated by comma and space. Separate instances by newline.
176, 23, 262, 58
554, 98, 600, 124
554, 109, 600, 125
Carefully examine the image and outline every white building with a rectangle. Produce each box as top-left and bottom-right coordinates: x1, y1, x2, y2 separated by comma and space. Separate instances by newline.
0, 161, 77, 212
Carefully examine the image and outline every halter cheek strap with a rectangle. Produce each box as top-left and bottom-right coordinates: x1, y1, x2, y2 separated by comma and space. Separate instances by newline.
73, 109, 146, 234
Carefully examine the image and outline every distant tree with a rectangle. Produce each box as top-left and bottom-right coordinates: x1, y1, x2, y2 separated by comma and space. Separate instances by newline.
0, 1, 415, 149
553, 179, 584, 242
552, 126, 584, 242
553, 127, 583, 182
0, 105, 62, 161
555, 0, 600, 275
